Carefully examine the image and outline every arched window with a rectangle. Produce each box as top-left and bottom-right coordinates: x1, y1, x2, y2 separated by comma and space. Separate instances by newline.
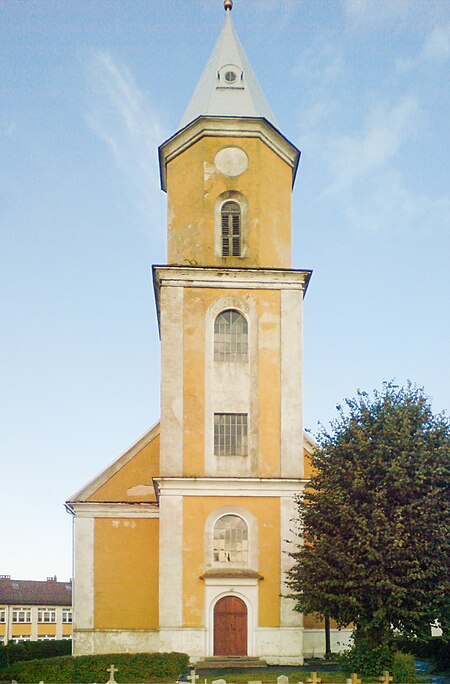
213, 515, 248, 563
221, 201, 241, 256
214, 309, 248, 361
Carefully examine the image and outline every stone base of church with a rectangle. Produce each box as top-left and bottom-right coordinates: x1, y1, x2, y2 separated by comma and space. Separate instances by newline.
73, 626, 307, 663
303, 628, 353, 657
72, 629, 160, 655
255, 627, 304, 665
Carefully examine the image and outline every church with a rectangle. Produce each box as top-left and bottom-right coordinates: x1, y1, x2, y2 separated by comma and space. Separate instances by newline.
66, 1, 351, 664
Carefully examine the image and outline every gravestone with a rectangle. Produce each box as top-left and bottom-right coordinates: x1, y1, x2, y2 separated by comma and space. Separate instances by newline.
107, 664, 118, 684
306, 674, 320, 684
277, 676, 289, 684
212, 679, 227, 684
188, 670, 200, 684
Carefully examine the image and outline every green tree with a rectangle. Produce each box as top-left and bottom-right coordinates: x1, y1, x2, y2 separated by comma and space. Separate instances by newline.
287, 382, 449, 655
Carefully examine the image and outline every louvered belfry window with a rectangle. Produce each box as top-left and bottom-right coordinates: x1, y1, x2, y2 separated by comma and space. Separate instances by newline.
221, 201, 241, 256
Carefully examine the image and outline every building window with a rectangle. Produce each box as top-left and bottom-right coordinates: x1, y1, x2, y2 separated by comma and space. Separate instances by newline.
214, 515, 248, 563
12, 635, 31, 643
221, 201, 241, 256
12, 609, 31, 623
38, 635, 56, 641
214, 413, 247, 456
0, 609, 5, 623
214, 309, 248, 361
38, 608, 56, 623
62, 608, 72, 623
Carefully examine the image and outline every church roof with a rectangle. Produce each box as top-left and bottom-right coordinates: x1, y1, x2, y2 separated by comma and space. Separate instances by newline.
179, 6, 278, 130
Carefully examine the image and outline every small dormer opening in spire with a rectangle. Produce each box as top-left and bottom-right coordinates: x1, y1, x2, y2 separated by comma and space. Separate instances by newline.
217, 64, 243, 90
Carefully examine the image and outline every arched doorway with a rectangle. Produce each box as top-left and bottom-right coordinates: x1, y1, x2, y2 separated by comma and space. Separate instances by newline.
213, 596, 247, 656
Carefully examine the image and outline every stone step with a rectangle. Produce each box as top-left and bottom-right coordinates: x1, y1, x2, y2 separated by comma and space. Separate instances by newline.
196, 656, 267, 670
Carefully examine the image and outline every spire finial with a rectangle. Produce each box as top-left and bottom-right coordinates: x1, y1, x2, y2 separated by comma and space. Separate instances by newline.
224, 0, 233, 11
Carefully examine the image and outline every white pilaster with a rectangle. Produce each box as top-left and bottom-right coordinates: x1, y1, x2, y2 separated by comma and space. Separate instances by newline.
280, 495, 302, 627
160, 285, 184, 476
73, 517, 94, 636
280, 288, 303, 477
158, 493, 183, 628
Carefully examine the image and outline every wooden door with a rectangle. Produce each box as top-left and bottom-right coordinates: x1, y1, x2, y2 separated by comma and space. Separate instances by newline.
213, 596, 247, 656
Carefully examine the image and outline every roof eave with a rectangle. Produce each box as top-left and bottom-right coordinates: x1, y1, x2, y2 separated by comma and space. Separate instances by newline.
158, 115, 300, 192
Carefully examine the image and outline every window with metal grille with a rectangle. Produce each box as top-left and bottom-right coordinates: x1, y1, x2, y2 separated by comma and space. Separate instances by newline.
214, 413, 248, 456
213, 515, 248, 563
214, 309, 248, 361
221, 201, 241, 256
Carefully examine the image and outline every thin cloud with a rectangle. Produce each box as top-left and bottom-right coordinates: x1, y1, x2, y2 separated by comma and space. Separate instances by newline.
396, 22, 450, 73
86, 51, 164, 224
341, 0, 444, 32
327, 96, 420, 192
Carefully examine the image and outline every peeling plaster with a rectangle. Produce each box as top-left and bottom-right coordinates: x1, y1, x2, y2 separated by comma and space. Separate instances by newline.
127, 484, 154, 496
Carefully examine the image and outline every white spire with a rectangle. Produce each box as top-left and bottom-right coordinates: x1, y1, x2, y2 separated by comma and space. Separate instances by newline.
179, 9, 278, 130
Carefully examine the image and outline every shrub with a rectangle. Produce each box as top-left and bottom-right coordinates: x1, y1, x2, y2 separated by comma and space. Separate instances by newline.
0, 651, 189, 683
0, 640, 71, 668
392, 651, 417, 683
338, 638, 394, 676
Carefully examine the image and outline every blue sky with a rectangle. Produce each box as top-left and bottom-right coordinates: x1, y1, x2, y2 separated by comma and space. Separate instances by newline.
1, 0, 449, 581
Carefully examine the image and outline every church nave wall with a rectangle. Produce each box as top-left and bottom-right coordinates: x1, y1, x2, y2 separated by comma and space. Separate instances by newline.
93, 518, 159, 630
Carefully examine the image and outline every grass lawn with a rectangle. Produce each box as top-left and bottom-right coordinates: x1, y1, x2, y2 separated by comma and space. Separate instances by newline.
188, 666, 435, 684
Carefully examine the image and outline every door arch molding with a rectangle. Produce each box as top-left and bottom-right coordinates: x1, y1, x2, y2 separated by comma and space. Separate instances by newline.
207, 590, 254, 657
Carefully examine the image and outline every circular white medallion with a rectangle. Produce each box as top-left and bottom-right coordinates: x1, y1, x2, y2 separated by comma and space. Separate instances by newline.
214, 147, 248, 177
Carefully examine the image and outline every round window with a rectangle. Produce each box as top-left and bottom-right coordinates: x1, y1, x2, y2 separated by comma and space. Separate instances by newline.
224, 70, 237, 84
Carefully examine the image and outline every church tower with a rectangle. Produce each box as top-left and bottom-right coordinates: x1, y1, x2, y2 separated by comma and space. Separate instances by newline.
67, 1, 326, 665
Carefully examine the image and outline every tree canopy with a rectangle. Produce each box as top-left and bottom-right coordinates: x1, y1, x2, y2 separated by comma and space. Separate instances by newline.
287, 382, 449, 648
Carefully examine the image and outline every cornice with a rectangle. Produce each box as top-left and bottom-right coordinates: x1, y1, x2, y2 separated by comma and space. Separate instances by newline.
153, 477, 307, 499
158, 116, 300, 192
65, 502, 159, 518
152, 265, 312, 329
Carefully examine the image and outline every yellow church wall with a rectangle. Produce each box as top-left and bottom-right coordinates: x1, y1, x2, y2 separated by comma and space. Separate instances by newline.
183, 287, 212, 475
303, 614, 345, 630
304, 446, 314, 479
93, 518, 159, 629
166, 135, 292, 268
182, 287, 283, 477
88, 434, 160, 503
182, 496, 280, 628
257, 142, 292, 268
256, 291, 281, 477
